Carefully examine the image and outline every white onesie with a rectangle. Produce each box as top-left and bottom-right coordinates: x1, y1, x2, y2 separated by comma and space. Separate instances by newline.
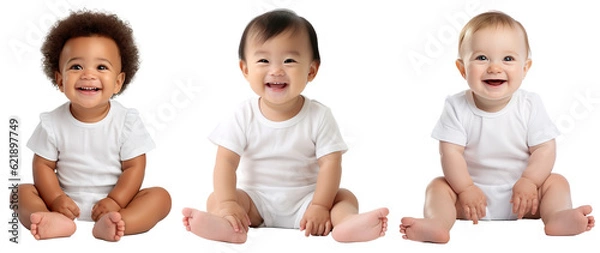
209, 96, 348, 228
431, 89, 560, 220
27, 101, 155, 221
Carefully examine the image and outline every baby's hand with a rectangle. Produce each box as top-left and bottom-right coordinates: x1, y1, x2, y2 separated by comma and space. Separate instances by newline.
92, 197, 121, 221
511, 177, 539, 219
216, 201, 251, 233
50, 194, 80, 220
457, 185, 487, 224
299, 203, 331, 237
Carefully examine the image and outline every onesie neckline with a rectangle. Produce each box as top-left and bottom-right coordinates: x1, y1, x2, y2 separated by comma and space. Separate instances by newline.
66, 100, 114, 127
252, 95, 310, 128
465, 90, 519, 118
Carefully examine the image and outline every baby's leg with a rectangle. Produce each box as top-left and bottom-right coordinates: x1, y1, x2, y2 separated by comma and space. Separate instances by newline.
92, 211, 124, 242
539, 174, 595, 236
330, 189, 389, 242
116, 187, 171, 236
17, 184, 77, 240
399, 177, 457, 243
182, 189, 262, 243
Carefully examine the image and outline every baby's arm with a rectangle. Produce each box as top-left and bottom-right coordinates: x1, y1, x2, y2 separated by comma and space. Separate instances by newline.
440, 141, 486, 224
212, 146, 251, 233
32, 154, 80, 219
512, 139, 556, 218
300, 151, 342, 236
92, 154, 146, 221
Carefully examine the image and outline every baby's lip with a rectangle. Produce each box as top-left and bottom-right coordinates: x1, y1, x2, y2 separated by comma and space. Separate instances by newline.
483, 79, 506, 86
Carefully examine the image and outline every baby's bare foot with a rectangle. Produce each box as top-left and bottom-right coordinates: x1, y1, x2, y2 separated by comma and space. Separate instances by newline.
545, 205, 594, 236
331, 207, 389, 242
30, 212, 76, 240
399, 217, 450, 243
92, 211, 125, 242
182, 207, 247, 243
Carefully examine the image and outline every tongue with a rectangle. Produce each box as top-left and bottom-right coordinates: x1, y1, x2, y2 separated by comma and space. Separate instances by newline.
269, 83, 286, 90
487, 80, 504, 86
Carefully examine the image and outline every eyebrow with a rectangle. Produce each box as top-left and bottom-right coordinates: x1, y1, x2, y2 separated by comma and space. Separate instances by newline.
65, 57, 115, 67
253, 50, 301, 56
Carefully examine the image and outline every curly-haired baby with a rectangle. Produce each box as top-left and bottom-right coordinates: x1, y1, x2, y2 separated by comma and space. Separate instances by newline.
17, 10, 171, 242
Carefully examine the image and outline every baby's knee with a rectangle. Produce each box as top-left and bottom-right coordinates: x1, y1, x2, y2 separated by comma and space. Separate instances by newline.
15, 184, 37, 198
334, 188, 357, 204
426, 177, 452, 192
153, 187, 172, 205
544, 173, 569, 187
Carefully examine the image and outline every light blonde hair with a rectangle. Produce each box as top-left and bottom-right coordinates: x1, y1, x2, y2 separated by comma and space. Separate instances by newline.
458, 11, 531, 58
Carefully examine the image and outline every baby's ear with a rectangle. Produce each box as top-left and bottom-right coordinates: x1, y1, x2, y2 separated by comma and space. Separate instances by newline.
522, 59, 532, 78
307, 60, 320, 82
114, 72, 125, 94
54, 71, 64, 92
239, 60, 249, 79
455, 59, 466, 79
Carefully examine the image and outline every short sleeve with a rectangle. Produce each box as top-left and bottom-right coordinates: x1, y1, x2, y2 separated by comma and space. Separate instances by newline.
431, 98, 467, 146
120, 109, 155, 161
26, 113, 59, 161
314, 107, 348, 159
207, 103, 248, 156
526, 93, 560, 146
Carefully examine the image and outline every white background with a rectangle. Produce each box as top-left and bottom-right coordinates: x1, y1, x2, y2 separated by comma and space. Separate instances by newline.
2, 0, 598, 252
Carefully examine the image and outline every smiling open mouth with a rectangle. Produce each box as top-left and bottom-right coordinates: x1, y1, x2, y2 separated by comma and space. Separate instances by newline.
78, 87, 101, 91
266, 82, 287, 89
484, 79, 506, 86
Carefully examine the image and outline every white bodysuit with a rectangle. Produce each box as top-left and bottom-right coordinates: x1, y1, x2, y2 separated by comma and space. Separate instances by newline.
27, 101, 155, 221
209, 96, 348, 228
431, 89, 560, 220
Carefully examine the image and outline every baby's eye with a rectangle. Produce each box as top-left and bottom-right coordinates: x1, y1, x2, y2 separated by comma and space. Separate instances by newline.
97, 65, 108, 70
283, 58, 297, 64
503, 56, 514, 61
69, 64, 82, 70
475, 55, 488, 61
257, 59, 269, 63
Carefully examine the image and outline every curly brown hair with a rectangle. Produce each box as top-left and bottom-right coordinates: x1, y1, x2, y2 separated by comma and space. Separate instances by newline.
41, 10, 139, 95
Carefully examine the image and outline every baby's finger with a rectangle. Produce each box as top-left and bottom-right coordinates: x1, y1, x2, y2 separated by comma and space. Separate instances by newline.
71, 204, 80, 218
299, 218, 307, 231
224, 215, 241, 232
245, 213, 252, 227
304, 221, 313, 237
463, 206, 471, 221
479, 202, 486, 219
324, 221, 332, 236
469, 206, 479, 224
316, 223, 325, 236
518, 198, 529, 219
512, 197, 521, 215
60, 207, 76, 220
530, 198, 539, 215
